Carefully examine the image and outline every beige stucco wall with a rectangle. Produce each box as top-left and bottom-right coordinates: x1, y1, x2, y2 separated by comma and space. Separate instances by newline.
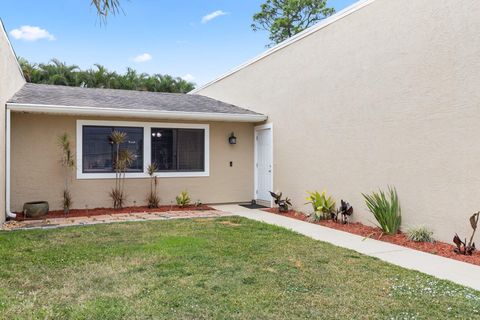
11, 113, 254, 211
195, 0, 480, 242
0, 20, 26, 223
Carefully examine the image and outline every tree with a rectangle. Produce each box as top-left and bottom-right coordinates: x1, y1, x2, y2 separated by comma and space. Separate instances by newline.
109, 130, 134, 209
252, 0, 335, 46
38, 59, 79, 86
91, 0, 122, 21
146, 163, 160, 208
18, 58, 195, 93
58, 133, 75, 214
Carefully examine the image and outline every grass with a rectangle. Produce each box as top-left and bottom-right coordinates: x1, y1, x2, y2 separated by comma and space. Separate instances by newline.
0, 217, 479, 319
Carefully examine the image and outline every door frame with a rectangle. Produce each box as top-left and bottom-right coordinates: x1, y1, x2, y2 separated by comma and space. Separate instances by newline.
254, 123, 273, 207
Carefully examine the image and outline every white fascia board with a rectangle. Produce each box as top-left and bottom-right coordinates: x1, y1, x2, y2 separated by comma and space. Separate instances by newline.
0, 19, 26, 82
6, 102, 267, 123
190, 0, 377, 94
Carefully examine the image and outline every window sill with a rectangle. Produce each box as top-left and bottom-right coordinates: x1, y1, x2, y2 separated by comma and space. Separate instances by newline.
76, 171, 209, 180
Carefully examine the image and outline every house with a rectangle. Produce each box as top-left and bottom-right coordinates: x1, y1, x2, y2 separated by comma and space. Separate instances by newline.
0, 19, 267, 221
0, 20, 25, 221
193, 0, 480, 242
7, 84, 266, 213
1, 0, 479, 243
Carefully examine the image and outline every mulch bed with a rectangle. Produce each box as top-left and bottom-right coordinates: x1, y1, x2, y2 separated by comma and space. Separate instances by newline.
264, 208, 480, 267
15, 205, 215, 221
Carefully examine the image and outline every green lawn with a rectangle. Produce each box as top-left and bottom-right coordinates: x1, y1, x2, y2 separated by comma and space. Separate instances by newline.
0, 217, 479, 319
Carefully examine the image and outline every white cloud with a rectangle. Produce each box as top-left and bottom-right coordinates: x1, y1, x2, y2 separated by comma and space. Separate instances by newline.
182, 74, 195, 82
201, 10, 228, 23
132, 53, 152, 63
10, 25, 55, 41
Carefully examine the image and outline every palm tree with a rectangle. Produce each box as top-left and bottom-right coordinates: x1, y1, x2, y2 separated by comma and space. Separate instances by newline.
58, 133, 75, 214
17, 57, 196, 93
38, 59, 79, 86
91, 0, 122, 20
18, 58, 36, 82
176, 78, 195, 93
109, 130, 134, 209
147, 163, 160, 208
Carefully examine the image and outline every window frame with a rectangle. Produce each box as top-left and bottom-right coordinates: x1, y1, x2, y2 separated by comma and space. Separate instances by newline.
151, 128, 206, 173
76, 120, 209, 179
82, 125, 144, 174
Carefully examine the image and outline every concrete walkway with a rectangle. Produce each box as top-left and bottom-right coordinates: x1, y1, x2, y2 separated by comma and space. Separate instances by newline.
213, 204, 480, 291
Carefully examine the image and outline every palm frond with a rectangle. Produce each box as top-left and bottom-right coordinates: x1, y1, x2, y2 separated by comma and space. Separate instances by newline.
147, 163, 158, 176
110, 130, 127, 144
91, 0, 122, 17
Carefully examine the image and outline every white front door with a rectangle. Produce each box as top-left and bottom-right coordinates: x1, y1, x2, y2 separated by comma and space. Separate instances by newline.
255, 125, 272, 202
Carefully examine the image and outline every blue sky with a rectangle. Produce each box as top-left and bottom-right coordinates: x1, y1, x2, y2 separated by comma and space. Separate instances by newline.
0, 0, 357, 86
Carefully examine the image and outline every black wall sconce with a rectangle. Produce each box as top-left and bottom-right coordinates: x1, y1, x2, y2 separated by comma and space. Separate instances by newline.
228, 132, 237, 145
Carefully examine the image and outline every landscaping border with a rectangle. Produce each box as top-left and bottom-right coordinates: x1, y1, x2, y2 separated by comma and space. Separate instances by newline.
263, 208, 480, 266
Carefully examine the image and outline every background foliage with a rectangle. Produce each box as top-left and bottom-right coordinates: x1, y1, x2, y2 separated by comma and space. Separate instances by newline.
252, 0, 335, 46
19, 58, 195, 93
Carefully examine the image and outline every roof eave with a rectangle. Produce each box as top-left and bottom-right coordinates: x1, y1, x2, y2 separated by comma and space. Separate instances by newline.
6, 103, 268, 123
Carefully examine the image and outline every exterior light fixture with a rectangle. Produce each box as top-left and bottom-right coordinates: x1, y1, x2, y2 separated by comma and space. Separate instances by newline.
228, 132, 237, 145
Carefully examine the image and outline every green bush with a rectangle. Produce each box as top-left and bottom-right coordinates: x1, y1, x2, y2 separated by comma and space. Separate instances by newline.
305, 191, 336, 221
176, 191, 191, 207
406, 226, 434, 243
362, 187, 401, 235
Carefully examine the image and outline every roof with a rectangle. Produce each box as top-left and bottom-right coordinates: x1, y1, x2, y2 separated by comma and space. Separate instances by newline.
7, 83, 266, 122
190, 0, 376, 94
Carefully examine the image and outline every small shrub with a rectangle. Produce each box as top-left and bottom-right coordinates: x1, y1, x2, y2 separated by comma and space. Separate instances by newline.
336, 200, 353, 224
362, 186, 401, 235
406, 226, 434, 243
109, 131, 134, 209
176, 191, 191, 207
269, 191, 292, 212
58, 133, 75, 214
62, 190, 73, 213
305, 191, 336, 221
146, 164, 160, 208
453, 212, 479, 255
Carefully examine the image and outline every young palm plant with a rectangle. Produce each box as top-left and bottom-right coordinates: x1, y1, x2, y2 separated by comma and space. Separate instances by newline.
58, 133, 75, 215
147, 163, 160, 208
176, 191, 191, 207
305, 191, 336, 221
362, 187, 401, 235
110, 130, 134, 209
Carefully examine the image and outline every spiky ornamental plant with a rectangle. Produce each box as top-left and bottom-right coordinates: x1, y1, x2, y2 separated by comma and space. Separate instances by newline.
337, 200, 353, 224
147, 163, 160, 208
406, 226, 435, 243
305, 191, 336, 221
109, 131, 134, 209
176, 191, 191, 207
269, 191, 292, 213
453, 212, 479, 255
58, 133, 75, 214
362, 187, 402, 235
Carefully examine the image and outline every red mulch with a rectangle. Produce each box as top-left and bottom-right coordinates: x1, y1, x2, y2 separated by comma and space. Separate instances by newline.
15, 205, 215, 221
264, 208, 480, 266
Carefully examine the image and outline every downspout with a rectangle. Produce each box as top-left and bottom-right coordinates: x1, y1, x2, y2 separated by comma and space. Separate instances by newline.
5, 108, 15, 219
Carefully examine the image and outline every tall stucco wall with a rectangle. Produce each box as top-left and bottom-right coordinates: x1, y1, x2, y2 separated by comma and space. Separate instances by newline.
0, 20, 25, 223
11, 113, 254, 211
195, 0, 480, 242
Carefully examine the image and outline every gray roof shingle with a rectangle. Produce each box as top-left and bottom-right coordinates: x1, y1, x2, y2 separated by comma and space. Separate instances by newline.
8, 83, 262, 116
